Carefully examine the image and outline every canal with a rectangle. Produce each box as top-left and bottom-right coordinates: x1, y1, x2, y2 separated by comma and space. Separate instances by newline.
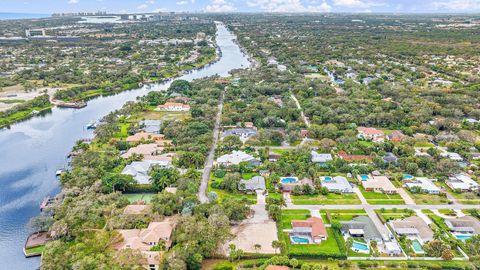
0, 22, 251, 270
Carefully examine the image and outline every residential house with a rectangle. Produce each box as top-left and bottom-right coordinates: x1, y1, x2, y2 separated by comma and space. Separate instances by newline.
311, 151, 333, 164
358, 173, 397, 194
155, 102, 190, 112
440, 151, 464, 162
222, 128, 257, 142
445, 216, 480, 235
265, 266, 290, 270
382, 152, 398, 164
216, 150, 260, 166
403, 176, 440, 194
338, 151, 372, 162
389, 216, 434, 243
320, 176, 354, 193
121, 160, 172, 184
290, 217, 327, 244
357, 127, 385, 143
121, 143, 173, 162
113, 219, 175, 270
446, 174, 479, 192
282, 177, 314, 192
126, 132, 166, 144
388, 130, 406, 143
268, 153, 281, 162
341, 216, 383, 243
239, 176, 266, 191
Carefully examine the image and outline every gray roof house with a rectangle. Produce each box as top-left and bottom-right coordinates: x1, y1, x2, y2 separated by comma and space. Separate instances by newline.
311, 151, 333, 163
222, 128, 257, 141
382, 152, 398, 164
121, 160, 171, 184
445, 216, 480, 234
320, 176, 354, 193
239, 176, 266, 191
389, 216, 434, 243
341, 216, 383, 242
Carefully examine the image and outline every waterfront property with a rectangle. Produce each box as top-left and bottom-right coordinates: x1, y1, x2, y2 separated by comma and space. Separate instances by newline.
289, 217, 327, 244
155, 102, 190, 112
389, 216, 434, 244
281, 177, 314, 192
402, 176, 440, 194
121, 143, 170, 160
239, 176, 266, 192
320, 176, 354, 193
358, 173, 397, 194
446, 174, 479, 192
216, 150, 260, 166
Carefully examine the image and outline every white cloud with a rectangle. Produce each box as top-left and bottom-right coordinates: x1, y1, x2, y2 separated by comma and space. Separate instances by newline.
246, 0, 331, 12
177, 0, 189, 5
68, 0, 79, 4
332, 0, 384, 9
137, 3, 148, 9
204, 0, 236, 12
433, 0, 480, 11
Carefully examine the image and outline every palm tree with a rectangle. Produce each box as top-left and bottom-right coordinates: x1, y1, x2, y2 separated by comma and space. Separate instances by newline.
272, 240, 280, 254
254, 243, 261, 253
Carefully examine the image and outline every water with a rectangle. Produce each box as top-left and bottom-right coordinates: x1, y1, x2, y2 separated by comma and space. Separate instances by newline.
281, 177, 298, 184
411, 239, 425, 253
0, 13, 50, 20
352, 241, 369, 251
290, 236, 310, 244
0, 22, 251, 270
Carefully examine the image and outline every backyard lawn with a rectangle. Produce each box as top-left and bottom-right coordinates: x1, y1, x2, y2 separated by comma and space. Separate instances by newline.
283, 228, 342, 257
375, 209, 414, 222
292, 193, 361, 205
280, 209, 311, 229
320, 209, 368, 224
359, 187, 404, 205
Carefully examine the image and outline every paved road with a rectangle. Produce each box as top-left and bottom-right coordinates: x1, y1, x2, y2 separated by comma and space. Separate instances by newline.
286, 203, 480, 211
198, 91, 225, 203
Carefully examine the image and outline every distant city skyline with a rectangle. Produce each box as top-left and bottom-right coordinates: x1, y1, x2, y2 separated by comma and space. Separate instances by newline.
2, 0, 480, 14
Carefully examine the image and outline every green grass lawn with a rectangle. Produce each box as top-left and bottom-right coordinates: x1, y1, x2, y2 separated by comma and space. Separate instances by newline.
359, 187, 404, 205
25, 245, 45, 256
375, 209, 415, 222
208, 173, 257, 203
283, 228, 342, 257
442, 182, 480, 204
292, 193, 361, 205
407, 190, 449, 205
123, 193, 155, 203
280, 209, 311, 229
321, 209, 368, 224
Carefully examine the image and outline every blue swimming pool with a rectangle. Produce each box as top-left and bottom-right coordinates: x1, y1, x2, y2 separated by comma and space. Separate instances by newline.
403, 174, 414, 180
291, 236, 310, 244
352, 241, 369, 251
411, 239, 424, 253
323, 176, 332, 181
281, 177, 298, 184
360, 175, 369, 181
455, 234, 473, 241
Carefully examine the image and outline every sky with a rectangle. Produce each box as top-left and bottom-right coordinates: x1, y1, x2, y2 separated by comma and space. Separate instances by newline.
2, 0, 480, 14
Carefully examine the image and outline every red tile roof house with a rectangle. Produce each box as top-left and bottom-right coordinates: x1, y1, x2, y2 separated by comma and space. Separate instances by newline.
289, 217, 327, 244
155, 102, 190, 112
357, 127, 385, 143
388, 130, 406, 143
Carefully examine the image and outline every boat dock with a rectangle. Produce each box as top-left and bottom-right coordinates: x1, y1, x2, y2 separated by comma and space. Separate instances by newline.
24, 231, 50, 258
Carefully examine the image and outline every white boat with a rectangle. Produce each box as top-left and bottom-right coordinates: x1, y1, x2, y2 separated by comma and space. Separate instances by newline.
55, 170, 63, 176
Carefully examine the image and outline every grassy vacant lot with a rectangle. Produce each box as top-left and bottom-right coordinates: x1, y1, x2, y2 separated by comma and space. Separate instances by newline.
359, 187, 404, 205
443, 186, 480, 204
320, 209, 367, 224
407, 190, 449, 204
208, 173, 258, 203
280, 209, 311, 229
375, 209, 414, 222
123, 193, 155, 203
282, 228, 342, 257
292, 193, 361, 205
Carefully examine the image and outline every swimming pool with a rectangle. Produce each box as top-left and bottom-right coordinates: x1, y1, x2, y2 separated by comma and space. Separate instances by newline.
351, 241, 369, 253
455, 234, 473, 241
411, 239, 424, 253
360, 175, 369, 181
322, 176, 333, 181
403, 174, 414, 180
291, 236, 310, 244
281, 177, 298, 184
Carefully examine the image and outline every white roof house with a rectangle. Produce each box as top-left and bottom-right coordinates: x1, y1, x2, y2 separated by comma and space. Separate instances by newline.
311, 151, 333, 163
216, 151, 259, 166
446, 174, 479, 192
440, 151, 464, 162
404, 177, 440, 194
121, 160, 172, 184
320, 176, 354, 193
